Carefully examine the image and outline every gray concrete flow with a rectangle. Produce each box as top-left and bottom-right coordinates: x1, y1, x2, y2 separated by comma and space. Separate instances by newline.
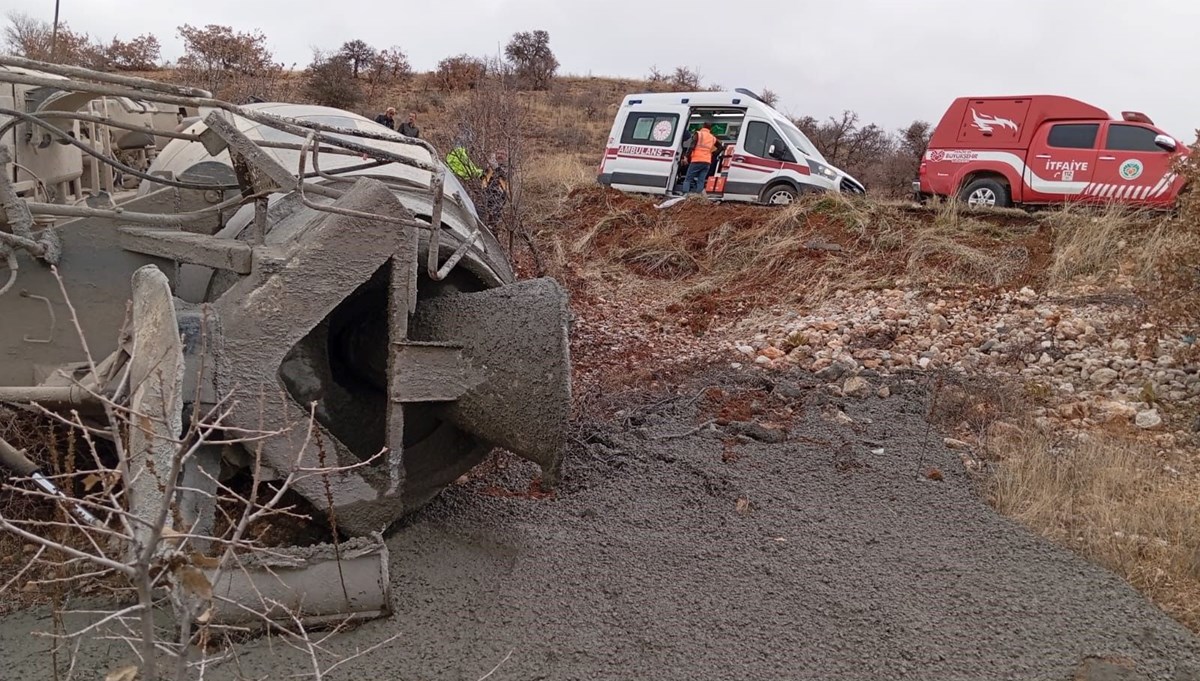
2, 369, 1199, 680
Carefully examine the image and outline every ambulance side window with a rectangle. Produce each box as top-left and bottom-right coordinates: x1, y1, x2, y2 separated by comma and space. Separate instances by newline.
744, 122, 769, 157
1047, 124, 1099, 150
1105, 124, 1164, 153
744, 121, 795, 162
621, 113, 679, 147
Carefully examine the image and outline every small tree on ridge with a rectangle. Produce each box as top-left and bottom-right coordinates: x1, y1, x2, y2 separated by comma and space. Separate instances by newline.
504, 30, 558, 90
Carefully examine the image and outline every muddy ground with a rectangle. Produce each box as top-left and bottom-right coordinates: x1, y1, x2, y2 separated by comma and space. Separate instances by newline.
3, 367, 1199, 680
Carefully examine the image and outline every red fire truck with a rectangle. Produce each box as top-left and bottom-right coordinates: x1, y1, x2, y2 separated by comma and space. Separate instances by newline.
915, 95, 1189, 208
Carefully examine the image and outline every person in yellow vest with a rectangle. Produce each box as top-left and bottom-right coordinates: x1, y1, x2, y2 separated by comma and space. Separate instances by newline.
446, 145, 481, 181
682, 122, 721, 194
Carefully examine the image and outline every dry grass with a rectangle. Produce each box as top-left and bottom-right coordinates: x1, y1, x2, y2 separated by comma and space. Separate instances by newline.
1132, 221, 1200, 353
1044, 203, 1171, 288
0, 408, 99, 615
555, 190, 1051, 310
988, 423, 1200, 632
524, 153, 592, 198
905, 200, 1036, 287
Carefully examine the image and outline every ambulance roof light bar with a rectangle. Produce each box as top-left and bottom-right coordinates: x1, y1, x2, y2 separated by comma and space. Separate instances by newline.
734, 88, 766, 105
1122, 111, 1154, 125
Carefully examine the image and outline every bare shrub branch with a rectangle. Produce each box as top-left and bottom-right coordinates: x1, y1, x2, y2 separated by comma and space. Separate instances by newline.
0, 270, 395, 680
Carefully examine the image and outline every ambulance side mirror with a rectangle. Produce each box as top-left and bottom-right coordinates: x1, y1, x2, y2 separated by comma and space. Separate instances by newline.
1154, 134, 1177, 153
767, 144, 780, 159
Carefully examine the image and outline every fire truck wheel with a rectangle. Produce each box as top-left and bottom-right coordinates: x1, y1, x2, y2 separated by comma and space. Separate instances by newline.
958, 178, 1011, 209
762, 184, 798, 205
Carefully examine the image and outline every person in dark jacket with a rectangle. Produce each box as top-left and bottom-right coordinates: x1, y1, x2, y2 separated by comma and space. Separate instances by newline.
481, 150, 510, 226
398, 112, 420, 138
374, 107, 396, 130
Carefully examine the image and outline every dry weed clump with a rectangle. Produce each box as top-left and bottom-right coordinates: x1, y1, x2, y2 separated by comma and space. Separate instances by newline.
1176, 133, 1200, 224
924, 372, 1026, 437
1043, 203, 1167, 288
1139, 228, 1200, 366
905, 205, 1033, 288
525, 153, 591, 193
988, 425, 1200, 632
0, 409, 113, 615
1135, 135, 1200, 358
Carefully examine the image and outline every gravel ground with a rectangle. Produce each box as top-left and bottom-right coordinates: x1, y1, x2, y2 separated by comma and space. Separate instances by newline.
3, 368, 1199, 680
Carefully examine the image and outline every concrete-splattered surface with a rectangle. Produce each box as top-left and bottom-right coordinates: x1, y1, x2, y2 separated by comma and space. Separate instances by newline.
2, 369, 1199, 680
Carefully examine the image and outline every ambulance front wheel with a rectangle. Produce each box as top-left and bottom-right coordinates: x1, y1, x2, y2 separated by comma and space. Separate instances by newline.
958, 177, 1011, 209
762, 184, 798, 205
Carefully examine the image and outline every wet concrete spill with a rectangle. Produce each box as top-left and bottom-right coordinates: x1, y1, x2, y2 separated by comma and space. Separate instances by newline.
3, 369, 1200, 680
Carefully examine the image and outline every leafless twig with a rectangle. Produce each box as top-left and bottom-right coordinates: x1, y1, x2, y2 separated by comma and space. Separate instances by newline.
0, 269, 401, 680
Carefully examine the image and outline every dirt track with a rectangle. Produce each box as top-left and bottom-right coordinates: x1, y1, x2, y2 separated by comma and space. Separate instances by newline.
3, 368, 1200, 680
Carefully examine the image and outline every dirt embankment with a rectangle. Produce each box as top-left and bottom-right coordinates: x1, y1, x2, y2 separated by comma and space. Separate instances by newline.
552, 187, 1062, 399
547, 186, 1200, 635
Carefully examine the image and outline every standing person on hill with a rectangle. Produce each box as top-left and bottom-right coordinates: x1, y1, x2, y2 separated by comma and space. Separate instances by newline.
481, 150, 511, 226
682, 122, 721, 194
374, 107, 397, 130
446, 144, 481, 181
398, 112, 420, 138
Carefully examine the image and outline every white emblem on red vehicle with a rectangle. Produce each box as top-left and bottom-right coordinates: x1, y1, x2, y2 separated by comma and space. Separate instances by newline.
1119, 159, 1144, 181
971, 109, 1019, 134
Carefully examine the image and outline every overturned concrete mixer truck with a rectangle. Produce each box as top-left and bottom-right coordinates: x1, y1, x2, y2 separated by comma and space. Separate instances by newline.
0, 56, 570, 621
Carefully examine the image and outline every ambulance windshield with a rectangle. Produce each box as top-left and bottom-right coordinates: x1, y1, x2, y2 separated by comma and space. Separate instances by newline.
776, 118, 824, 161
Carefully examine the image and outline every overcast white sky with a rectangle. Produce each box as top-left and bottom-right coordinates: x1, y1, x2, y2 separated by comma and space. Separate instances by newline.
9, 0, 1200, 140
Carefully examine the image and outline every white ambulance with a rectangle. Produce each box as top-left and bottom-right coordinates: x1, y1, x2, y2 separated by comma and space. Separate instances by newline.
598, 89, 865, 204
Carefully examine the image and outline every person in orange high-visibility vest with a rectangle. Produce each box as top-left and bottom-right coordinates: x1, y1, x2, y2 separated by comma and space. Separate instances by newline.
682, 122, 721, 195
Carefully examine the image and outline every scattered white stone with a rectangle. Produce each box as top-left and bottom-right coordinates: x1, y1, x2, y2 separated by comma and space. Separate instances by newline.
1135, 409, 1163, 430
1091, 368, 1119, 387
754, 355, 772, 366
843, 376, 870, 398
730, 362, 743, 370
943, 438, 971, 450
736, 344, 755, 357
834, 410, 855, 426
736, 284, 1196, 446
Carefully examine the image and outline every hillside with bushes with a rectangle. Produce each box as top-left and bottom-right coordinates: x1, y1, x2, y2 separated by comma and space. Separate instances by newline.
4, 13, 937, 203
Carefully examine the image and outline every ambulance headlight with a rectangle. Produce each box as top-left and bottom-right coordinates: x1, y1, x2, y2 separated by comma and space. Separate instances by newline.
807, 159, 839, 182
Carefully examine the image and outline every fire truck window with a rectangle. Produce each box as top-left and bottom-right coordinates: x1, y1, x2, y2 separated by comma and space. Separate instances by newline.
621, 113, 679, 147
1105, 124, 1164, 152
1047, 124, 1099, 149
